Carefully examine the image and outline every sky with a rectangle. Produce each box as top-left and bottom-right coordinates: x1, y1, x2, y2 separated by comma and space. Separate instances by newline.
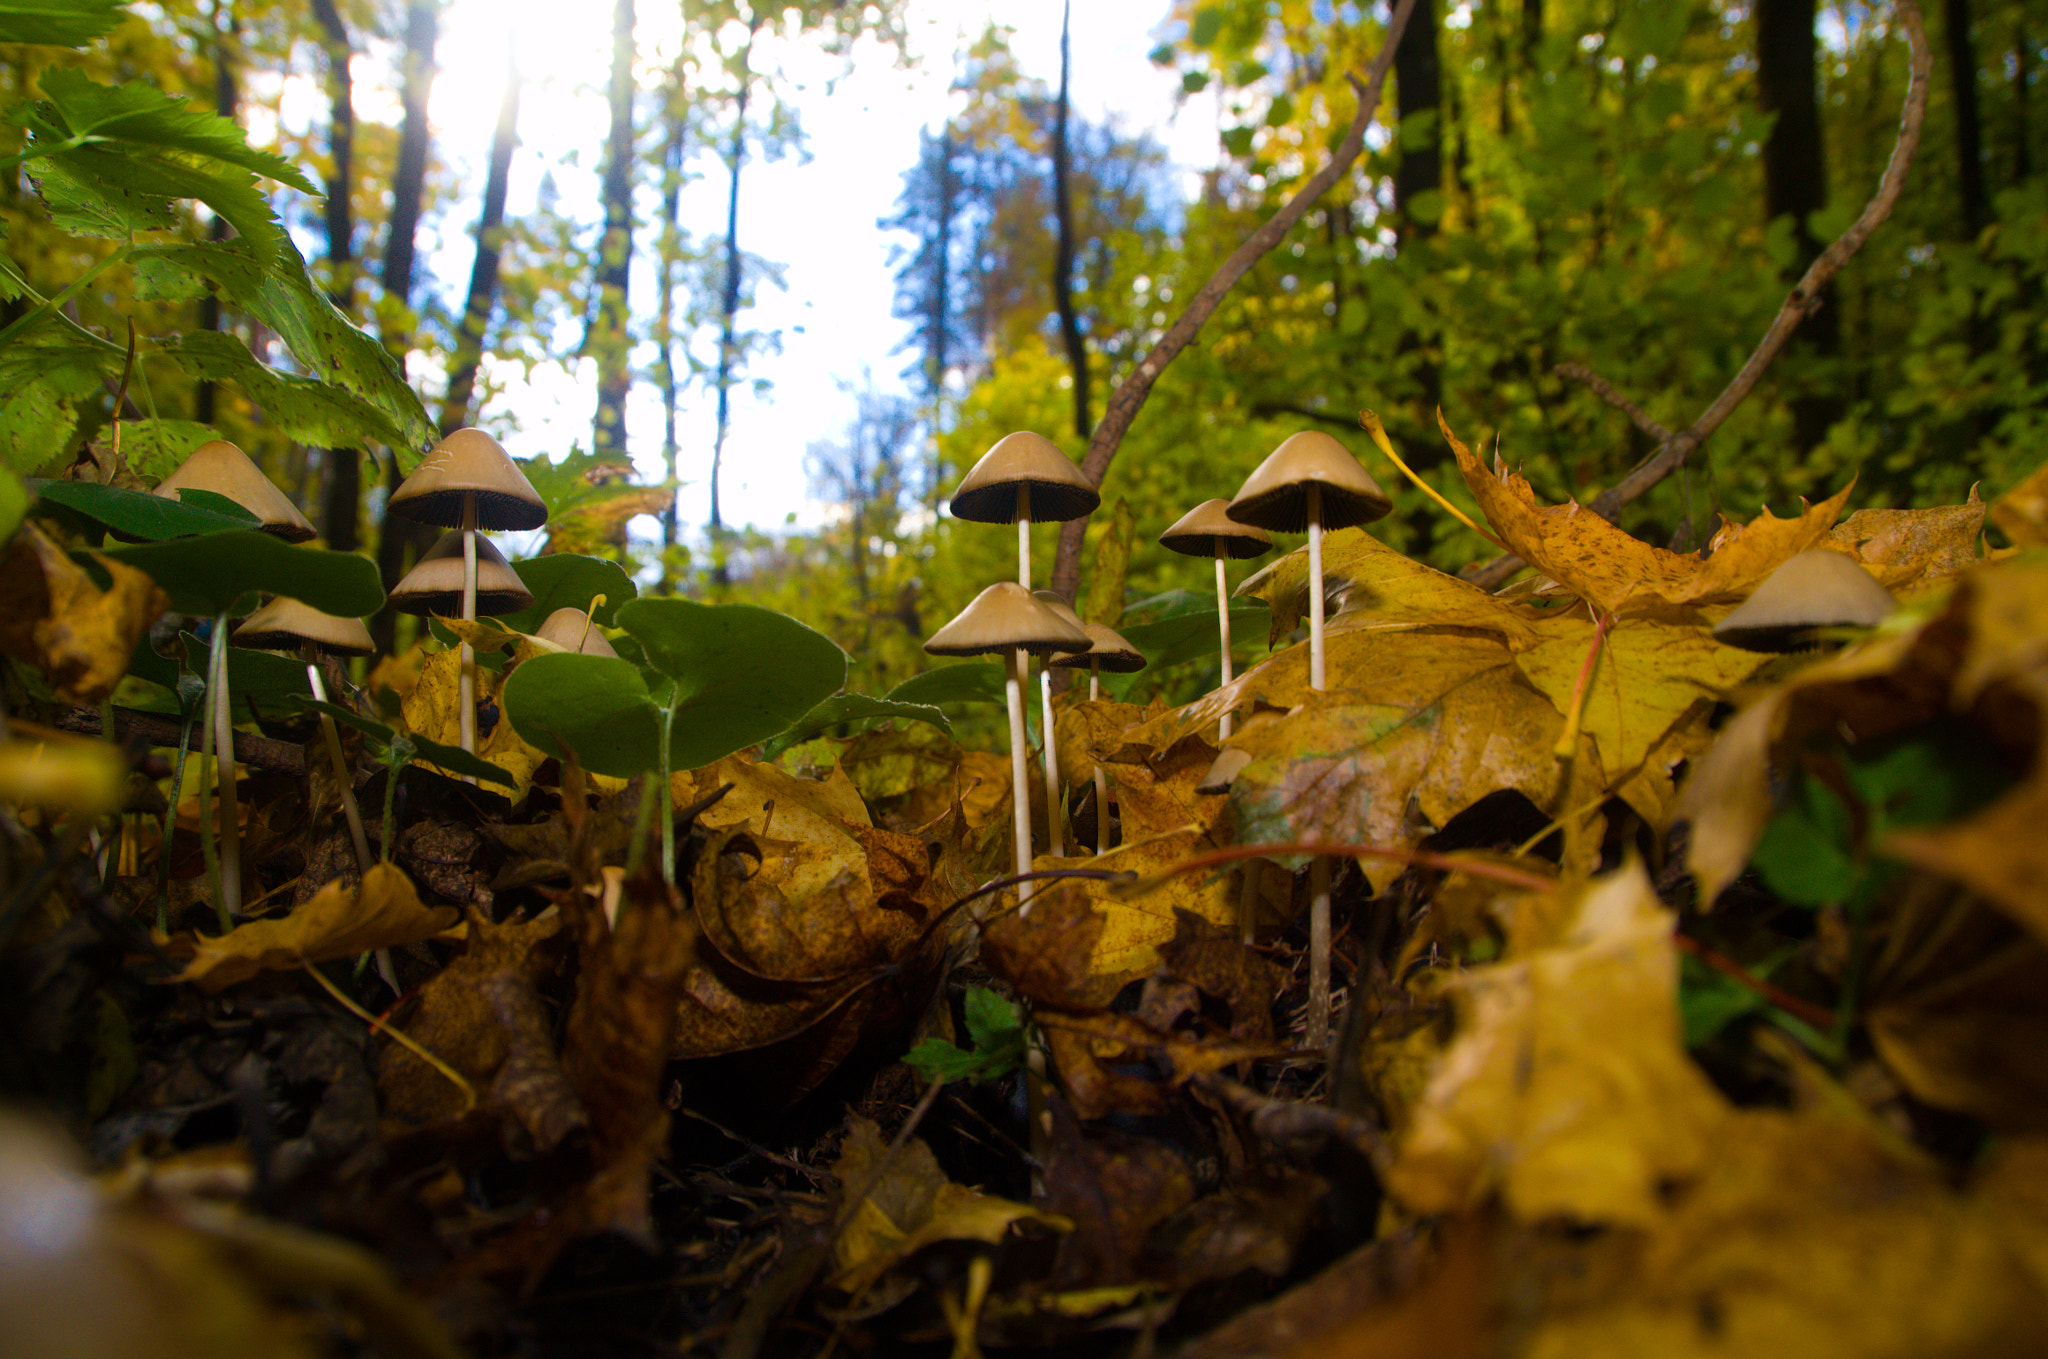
390, 1, 1224, 540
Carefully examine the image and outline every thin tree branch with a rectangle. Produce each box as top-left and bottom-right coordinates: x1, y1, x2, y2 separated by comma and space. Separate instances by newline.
1048, 0, 1418, 600
1553, 361, 1670, 443
56, 708, 307, 775
1464, 0, 1931, 591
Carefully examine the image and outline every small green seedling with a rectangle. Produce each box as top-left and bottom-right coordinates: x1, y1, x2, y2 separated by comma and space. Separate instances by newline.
904, 986, 1030, 1085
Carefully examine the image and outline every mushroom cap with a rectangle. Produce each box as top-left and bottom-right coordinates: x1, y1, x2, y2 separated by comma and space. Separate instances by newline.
154, 440, 317, 542
924, 581, 1091, 657
1048, 621, 1147, 673
533, 606, 620, 658
387, 427, 548, 531
387, 531, 536, 617
948, 431, 1100, 524
232, 596, 377, 656
1226, 431, 1392, 533
1712, 549, 1897, 653
1031, 589, 1086, 632
1159, 499, 1274, 559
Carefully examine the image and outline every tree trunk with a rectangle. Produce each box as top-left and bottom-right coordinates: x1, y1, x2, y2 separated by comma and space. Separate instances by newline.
440, 44, 520, 436
709, 15, 760, 586
371, 0, 441, 656
1944, 0, 1989, 237
194, 1, 237, 426
1051, 0, 1091, 444
655, 54, 688, 589
1392, 0, 1441, 243
310, 0, 361, 550
2015, 22, 2032, 183
1755, 0, 1842, 453
590, 0, 636, 464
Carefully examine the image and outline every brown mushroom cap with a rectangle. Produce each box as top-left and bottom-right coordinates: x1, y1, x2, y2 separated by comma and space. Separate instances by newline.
1712, 549, 1897, 653
154, 440, 317, 542
533, 606, 620, 658
1048, 621, 1147, 673
1226, 431, 1392, 534
924, 582, 1091, 657
388, 531, 536, 617
948, 431, 1101, 524
232, 596, 377, 656
1031, 589, 1086, 632
1159, 499, 1273, 559
388, 427, 548, 532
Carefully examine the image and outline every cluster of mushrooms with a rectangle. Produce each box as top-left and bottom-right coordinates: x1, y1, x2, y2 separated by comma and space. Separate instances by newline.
147, 428, 611, 930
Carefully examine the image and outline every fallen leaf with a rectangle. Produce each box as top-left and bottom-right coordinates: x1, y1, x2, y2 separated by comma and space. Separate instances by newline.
175, 864, 457, 991
399, 646, 548, 800
1990, 458, 2048, 547
0, 522, 168, 705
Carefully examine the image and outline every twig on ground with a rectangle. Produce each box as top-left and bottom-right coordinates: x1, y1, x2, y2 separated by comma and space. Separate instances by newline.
54, 706, 307, 774
1464, 0, 1931, 591
1047, 0, 1418, 601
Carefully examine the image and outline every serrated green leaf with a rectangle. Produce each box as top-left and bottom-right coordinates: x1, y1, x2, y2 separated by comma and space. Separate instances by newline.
0, 0, 131, 46
26, 67, 315, 193
0, 470, 27, 543
0, 379, 77, 474
162, 329, 409, 449
902, 1037, 986, 1085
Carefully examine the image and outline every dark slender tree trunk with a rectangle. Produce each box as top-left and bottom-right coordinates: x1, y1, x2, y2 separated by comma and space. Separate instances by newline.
1392, 0, 1441, 243
440, 45, 520, 436
310, 0, 361, 549
655, 55, 688, 588
591, 0, 636, 463
195, 1, 237, 426
1051, 0, 1091, 443
709, 14, 760, 586
372, 0, 441, 655
1944, 0, 1989, 237
2015, 23, 2033, 183
1755, 0, 1842, 453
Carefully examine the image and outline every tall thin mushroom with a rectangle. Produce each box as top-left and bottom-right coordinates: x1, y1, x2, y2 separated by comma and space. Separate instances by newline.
1226, 431, 1392, 1050
1030, 590, 1089, 858
152, 439, 316, 922
386, 429, 547, 766
923, 583, 1088, 911
1047, 622, 1145, 856
1158, 499, 1271, 740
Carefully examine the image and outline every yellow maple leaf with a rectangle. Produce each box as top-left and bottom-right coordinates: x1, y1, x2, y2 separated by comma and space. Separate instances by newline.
0, 522, 169, 705
175, 864, 457, 991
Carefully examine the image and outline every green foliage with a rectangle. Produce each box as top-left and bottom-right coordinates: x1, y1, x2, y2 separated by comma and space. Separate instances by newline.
29, 478, 257, 540
106, 530, 384, 617
904, 986, 1029, 1085
0, 0, 131, 45
293, 697, 517, 792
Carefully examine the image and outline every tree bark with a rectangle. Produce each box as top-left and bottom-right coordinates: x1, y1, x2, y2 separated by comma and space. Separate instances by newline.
1755, 0, 1842, 452
194, 1, 237, 426
1051, 0, 1091, 444
590, 0, 636, 463
310, 0, 361, 550
1943, 0, 1989, 237
440, 44, 520, 436
1392, 0, 1442, 243
655, 54, 688, 588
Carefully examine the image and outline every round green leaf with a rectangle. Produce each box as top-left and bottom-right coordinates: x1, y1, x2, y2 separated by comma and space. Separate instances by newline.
105, 530, 384, 617
499, 553, 638, 632
616, 597, 849, 771
501, 651, 663, 779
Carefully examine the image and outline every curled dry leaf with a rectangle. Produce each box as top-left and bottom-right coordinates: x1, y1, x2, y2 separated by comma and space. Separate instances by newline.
0, 521, 169, 705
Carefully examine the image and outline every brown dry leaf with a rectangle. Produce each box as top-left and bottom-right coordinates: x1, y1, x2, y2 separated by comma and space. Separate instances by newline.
1866, 929, 2048, 1135
1239, 525, 1544, 647
1386, 862, 1730, 1227
1443, 413, 1853, 617
1040, 1009, 1286, 1120
1990, 457, 2048, 547
982, 882, 1121, 1011
175, 864, 457, 992
1827, 494, 1985, 591
0, 522, 169, 705
826, 1114, 1064, 1304
1042, 1100, 1196, 1289
398, 646, 548, 800
674, 755, 871, 906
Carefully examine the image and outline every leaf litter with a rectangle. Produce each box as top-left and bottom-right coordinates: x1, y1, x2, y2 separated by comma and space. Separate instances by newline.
4, 436, 2048, 1357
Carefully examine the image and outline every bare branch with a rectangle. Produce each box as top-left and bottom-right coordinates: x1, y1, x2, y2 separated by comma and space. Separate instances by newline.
1464, 0, 1931, 591
1048, 0, 1418, 600
1553, 361, 1670, 443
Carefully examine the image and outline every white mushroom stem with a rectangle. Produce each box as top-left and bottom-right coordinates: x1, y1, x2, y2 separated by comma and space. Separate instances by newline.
1216, 551, 1236, 741
459, 493, 478, 772
1005, 649, 1035, 910
1307, 857, 1333, 1050
209, 612, 242, 920
1307, 483, 1326, 692
302, 653, 372, 876
1089, 661, 1108, 857
1040, 668, 1063, 858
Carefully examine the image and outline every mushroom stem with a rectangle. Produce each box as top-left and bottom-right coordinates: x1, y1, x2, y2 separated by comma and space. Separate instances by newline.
1015, 484, 1031, 587
1005, 649, 1035, 910
208, 609, 243, 926
1307, 857, 1332, 1050
1040, 668, 1063, 858
1094, 766, 1109, 856
303, 651, 373, 876
1238, 861, 1260, 944
1306, 483, 1326, 692
459, 493, 478, 772
1215, 551, 1236, 740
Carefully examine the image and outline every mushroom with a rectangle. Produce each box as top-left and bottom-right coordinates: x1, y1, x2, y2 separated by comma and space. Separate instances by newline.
1226, 432, 1392, 1050
154, 439, 317, 542
386, 428, 547, 765
387, 531, 536, 618
233, 597, 377, 877
1029, 591, 1091, 858
948, 431, 1100, 590
1047, 621, 1146, 856
532, 606, 620, 658
1159, 499, 1272, 740
1712, 549, 1896, 652
924, 582, 1088, 909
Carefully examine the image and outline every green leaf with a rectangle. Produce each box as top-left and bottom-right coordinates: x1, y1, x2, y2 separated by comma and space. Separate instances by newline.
1679, 954, 1770, 1049
500, 651, 663, 778
886, 662, 1006, 708
763, 692, 951, 759
0, 380, 76, 474
1750, 775, 1859, 909
902, 1037, 987, 1085
615, 597, 850, 771
494, 553, 638, 633
186, 634, 309, 696
105, 530, 383, 617
1115, 606, 1268, 670
1189, 5, 1223, 48
291, 696, 394, 746
0, 470, 27, 543
0, 0, 131, 46
407, 733, 518, 790
1083, 495, 1136, 628
162, 330, 410, 449
904, 986, 1029, 1085
115, 419, 216, 482
31, 477, 258, 539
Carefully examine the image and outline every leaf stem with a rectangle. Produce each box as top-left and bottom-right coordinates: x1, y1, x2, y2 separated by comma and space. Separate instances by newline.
0, 244, 131, 352
1359, 409, 1508, 551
